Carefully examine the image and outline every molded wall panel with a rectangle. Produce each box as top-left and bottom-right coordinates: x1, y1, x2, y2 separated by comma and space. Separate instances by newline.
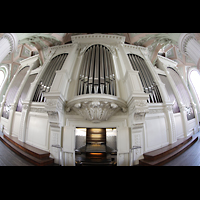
26, 112, 49, 151
144, 113, 168, 152
12, 112, 21, 137
174, 113, 184, 138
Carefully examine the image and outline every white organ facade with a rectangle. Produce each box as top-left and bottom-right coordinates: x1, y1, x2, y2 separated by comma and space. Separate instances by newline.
0, 34, 199, 166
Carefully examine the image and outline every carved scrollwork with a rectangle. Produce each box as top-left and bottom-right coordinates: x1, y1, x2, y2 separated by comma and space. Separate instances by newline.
66, 94, 127, 122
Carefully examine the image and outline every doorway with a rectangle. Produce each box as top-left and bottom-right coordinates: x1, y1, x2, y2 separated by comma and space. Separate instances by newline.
75, 127, 117, 166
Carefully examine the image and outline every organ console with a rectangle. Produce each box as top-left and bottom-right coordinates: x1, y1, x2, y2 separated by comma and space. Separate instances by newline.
75, 128, 117, 165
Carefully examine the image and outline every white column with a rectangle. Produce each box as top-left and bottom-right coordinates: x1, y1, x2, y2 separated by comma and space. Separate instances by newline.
178, 33, 200, 69
0, 33, 18, 63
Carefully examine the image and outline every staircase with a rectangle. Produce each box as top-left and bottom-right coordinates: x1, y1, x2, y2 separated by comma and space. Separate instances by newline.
139, 135, 198, 166
0, 134, 54, 166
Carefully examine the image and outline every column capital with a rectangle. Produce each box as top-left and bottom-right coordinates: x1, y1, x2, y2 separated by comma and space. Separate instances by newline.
1, 33, 18, 54
178, 33, 196, 56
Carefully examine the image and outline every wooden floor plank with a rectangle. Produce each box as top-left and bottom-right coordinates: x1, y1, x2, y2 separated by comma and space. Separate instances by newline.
164, 131, 200, 166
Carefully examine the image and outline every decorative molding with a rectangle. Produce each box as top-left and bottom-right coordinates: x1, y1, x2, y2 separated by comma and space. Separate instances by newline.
79, 43, 117, 56
123, 43, 147, 51
129, 99, 149, 115
178, 33, 195, 56
157, 55, 178, 66
71, 34, 125, 44
1, 33, 18, 54
30, 107, 46, 113
47, 111, 59, 121
50, 43, 74, 51
128, 98, 149, 125
66, 94, 127, 122
148, 109, 164, 114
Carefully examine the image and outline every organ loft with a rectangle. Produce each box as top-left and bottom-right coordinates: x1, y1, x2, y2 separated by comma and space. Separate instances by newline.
0, 33, 200, 166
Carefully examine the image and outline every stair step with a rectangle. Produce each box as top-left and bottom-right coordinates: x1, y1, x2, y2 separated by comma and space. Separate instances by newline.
0, 135, 54, 166
139, 136, 198, 166
3, 134, 50, 159
143, 136, 192, 161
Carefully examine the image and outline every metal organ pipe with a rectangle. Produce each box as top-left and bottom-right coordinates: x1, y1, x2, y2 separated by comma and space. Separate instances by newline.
128, 53, 162, 103
32, 53, 68, 102
136, 56, 155, 102
128, 54, 150, 102
89, 45, 95, 94
104, 46, 110, 95
94, 45, 99, 94
140, 58, 162, 103
100, 45, 105, 94
78, 44, 116, 96
78, 50, 87, 95
84, 47, 92, 94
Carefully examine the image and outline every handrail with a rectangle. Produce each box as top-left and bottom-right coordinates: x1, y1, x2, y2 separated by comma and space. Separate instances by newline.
131, 146, 141, 150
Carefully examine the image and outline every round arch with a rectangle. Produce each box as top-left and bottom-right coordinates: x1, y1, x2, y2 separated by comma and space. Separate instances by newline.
0, 64, 9, 99
188, 67, 200, 120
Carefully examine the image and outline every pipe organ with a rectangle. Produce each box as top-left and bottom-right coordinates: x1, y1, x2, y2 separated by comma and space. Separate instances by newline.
128, 54, 162, 103
78, 44, 116, 96
32, 53, 68, 102
0, 34, 198, 166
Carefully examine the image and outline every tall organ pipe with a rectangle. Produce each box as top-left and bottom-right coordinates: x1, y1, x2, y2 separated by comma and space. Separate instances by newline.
78, 50, 87, 95
100, 45, 105, 94
140, 58, 162, 102
94, 45, 99, 94
89, 46, 95, 94
32, 53, 68, 102
129, 54, 150, 102
84, 47, 92, 94
104, 48, 110, 95
77, 44, 116, 96
128, 53, 162, 103
135, 56, 155, 102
